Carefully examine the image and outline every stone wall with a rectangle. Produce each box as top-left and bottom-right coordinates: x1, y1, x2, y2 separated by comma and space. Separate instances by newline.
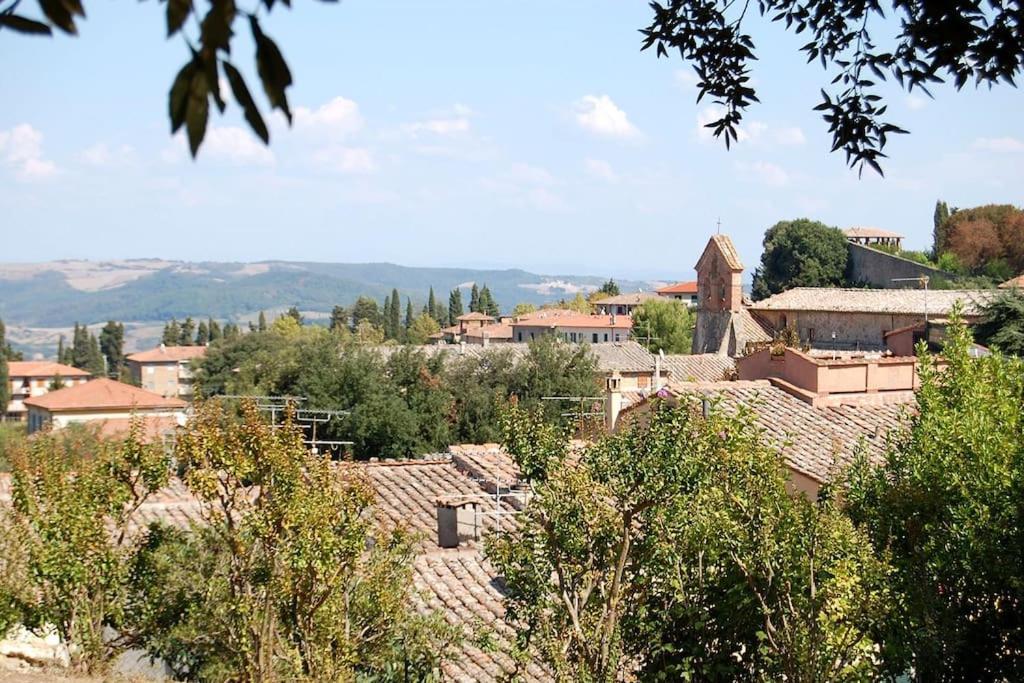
846, 242, 952, 288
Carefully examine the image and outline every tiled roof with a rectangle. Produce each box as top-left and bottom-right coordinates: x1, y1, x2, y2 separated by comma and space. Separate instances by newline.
697, 234, 743, 271
632, 380, 912, 484
587, 341, 657, 372
656, 281, 699, 295
843, 226, 904, 239
749, 287, 993, 316
23, 378, 187, 412
736, 308, 775, 344
592, 292, 660, 306
127, 345, 207, 363
7, 361, 90, 378
457, 312, 496, 322
463, 323, 513, 341
91, 415, 182, 442
999, 274, 1024, 289
661, 354, 736, 382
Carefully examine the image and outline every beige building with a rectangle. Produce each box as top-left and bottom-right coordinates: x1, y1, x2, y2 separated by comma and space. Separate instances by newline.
23, 377, 188, 440
843, 226, 904, 250
592, 292, 660, 316
126, 345, 207, 398
4, 361, 91, 421
655, 280, 699, 306
511, 309, 633, 344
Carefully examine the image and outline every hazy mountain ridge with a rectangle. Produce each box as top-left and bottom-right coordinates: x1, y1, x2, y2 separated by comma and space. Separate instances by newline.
0, 259, 656, 356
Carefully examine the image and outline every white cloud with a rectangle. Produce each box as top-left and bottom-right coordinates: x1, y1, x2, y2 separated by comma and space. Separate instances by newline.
973, 137, 1024, 153
584, 158, 617, 182
79, 142, 135, 166
480, 164, 568, 211
574, 95, 639, 138
401, 117, 470, 136
905, 95, 928, 111
311, 146, 377, 174
294, 96, 364, 137
695, 108, 804, 147
735, 160, 789, 187
0, 124, 58, 180
203, 127, 275, 165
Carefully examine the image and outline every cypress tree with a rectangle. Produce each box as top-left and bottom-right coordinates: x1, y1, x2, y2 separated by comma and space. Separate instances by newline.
479, 285, 500, 317
389, 288, 402, 340
85, 333, 105, 376
469, 284, 481, 313
56, 335, 65, 365
179, 317, 196, 345
99, 320, 125, 378
208, 318, 221, 341
405, 298, 414, 331
72, 323, 90, 369
0, 320, 8, 415
286, 307, 304, 325
383, 293, 394, 339
196, 320, 209, 345
448, 289, 464, 326
162, 319, 180, 346
427, 287, 438, 323
933, 199, 951, 257
258, 311, 267, 332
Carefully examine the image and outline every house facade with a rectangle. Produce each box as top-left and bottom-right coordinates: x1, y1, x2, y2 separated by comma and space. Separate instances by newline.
126, 345, 207, 399
656, 281, 699, 306
511, 311, 633, 344
592, 292, 660, 317
3, 361, 91, 421
24, 377, 188, 440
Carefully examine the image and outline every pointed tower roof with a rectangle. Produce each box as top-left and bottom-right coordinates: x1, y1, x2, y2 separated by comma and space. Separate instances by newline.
695, 234, 744, 272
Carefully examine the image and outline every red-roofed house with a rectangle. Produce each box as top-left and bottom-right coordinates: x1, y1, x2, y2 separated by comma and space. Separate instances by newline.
656, 280, 699, 306
126, 344, 207, 399
511, 311, 633, 344
4, 361, 91, 421
23, 377, 188, 438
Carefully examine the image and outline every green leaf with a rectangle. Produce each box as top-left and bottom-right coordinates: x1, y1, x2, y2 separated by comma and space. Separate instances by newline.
223, 60, 269, 144
169, 58, 198, 133
200, 49, 225, 113
38, 0, 76, 34
250, 16, 293, 123
166, 0, 189, 37
185, 69, 209, 157
0, 13, 53, 35
199, 0, 234, 52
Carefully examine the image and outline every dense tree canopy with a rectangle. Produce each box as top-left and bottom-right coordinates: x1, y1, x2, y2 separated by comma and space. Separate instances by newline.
752, 219, 849, 299
845, 314, 1024, 680
642, 0, 1024, 174
632, 299, 694, 354
974, 287, 1024, 356
936, 204, 1024, 279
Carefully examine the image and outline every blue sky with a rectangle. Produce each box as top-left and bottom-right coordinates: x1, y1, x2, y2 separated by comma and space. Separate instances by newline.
1, 0, 1022, 280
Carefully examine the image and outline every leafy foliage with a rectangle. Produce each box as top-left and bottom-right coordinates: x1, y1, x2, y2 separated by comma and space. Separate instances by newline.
490, 400, 891, 681
845, 313, 1024, 680
752, 219, 849, 299
632, 298, 694, 353
126, 400, 458, 681
938, 204, 1024, 276
3, 423, 170, 672
642, 0, 1023, 174
975, 287, 1024, 355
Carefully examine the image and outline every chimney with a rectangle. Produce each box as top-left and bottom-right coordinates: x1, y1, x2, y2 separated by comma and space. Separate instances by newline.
482, 331, 490, 348
436, 500, 480, 548
159, 343, 166, 350
654, 350, 664, 391
459, 341, 466, 355
605, 371, 623, 432
611, 312, 617, 326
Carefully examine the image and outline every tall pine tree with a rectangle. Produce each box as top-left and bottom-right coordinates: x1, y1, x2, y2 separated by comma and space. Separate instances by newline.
469, 284, 481, 313
208, 318, 221, 341
329, 306, 348, 332
479, 285, 500, 317
405, 298, 414, 332
448, 289, 464, 326
179, 317, 196, 345
382, 293, 394, 339
196, 320, 209, 345
162, 319, 180, 346
258, 311, 267, 332
72, 323, 90, 369
389, 288, 402, 340
85, 333, 105, 376
56, 335, 65, 365
427, 287, 440, 324
99, 321, 125, 378
933, 199, 951, 258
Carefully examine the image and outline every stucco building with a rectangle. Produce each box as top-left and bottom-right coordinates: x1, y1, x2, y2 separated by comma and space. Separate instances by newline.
3, 361, 91, 421
23, 377, 188, 440
655, 280, 699, 306
126, 345, 207, 399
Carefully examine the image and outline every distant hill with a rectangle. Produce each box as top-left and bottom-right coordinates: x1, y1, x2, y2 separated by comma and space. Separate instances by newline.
0, 259, 658, 356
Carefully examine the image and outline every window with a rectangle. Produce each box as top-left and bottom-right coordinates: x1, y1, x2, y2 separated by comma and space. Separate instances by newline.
517, 332, 522, 342
604, 333, 609, 342
592, 333, 599, 343
147, 366, 155, 375
808, 328, 816, 343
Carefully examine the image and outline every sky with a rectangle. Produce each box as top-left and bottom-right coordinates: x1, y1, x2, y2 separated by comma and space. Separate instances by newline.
1, 0, 1022, 281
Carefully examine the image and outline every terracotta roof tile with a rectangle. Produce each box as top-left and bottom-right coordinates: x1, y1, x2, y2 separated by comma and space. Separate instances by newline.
999, 274, 1024, 289
661, 354, 736, 382
23, 378, 187, 412
592, 292, 660, 306
7, 361, 91, 378
656, 281, 699, 295
843, 226, 904, 239
512, 314, 632, 330
127, 345, 207, 363
457, 312, 496, 322
749, 287, 992, 316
